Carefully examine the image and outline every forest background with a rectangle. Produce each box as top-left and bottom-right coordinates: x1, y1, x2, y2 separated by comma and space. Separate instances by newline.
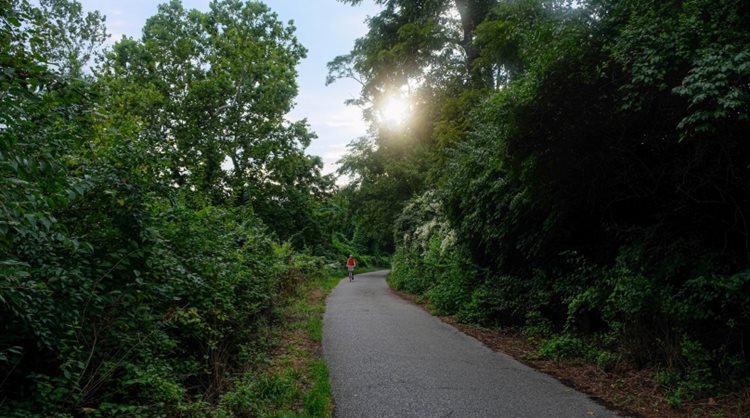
2, 0, 750, 416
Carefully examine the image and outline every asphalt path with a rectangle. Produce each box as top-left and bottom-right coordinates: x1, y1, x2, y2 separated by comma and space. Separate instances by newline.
322, 270, 618, 418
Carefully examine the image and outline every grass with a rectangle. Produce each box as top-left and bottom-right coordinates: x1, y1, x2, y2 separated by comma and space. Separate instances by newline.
214, 266, 391, 417
214, 271, 347, 418
291, 266, 388, 416
303, 360, 331, 417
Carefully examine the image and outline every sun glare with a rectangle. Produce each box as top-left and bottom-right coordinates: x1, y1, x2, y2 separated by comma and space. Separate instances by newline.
378, 95, 410, 128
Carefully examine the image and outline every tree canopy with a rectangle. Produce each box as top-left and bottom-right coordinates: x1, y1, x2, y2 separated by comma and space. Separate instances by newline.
99, 0, 334, 246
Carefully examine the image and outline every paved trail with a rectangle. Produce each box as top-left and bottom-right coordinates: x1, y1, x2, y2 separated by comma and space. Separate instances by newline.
322, 270, 618, 418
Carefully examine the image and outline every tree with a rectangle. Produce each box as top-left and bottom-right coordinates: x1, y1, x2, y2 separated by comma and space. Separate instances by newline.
327, 0, 499, 251
99, 0, 332, 243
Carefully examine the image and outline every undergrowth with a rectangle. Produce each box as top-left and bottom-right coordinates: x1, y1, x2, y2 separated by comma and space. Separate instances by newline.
213, 271, 343, 418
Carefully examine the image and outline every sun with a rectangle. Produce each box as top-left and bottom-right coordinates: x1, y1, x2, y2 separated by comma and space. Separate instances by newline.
377, 95, 410, 128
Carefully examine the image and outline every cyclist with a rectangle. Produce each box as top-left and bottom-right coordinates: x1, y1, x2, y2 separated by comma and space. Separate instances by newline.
346, 254, 357, 282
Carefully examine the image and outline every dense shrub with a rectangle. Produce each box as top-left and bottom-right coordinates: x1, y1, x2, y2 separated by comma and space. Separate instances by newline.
363, 0, 750, 403
0, 150, 304, 416
390, 193, 475, 313
0, 1, 332, 415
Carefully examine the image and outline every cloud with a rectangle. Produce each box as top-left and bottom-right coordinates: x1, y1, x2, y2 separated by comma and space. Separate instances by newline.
324, 106, 367, 129
81, 0, 377, 179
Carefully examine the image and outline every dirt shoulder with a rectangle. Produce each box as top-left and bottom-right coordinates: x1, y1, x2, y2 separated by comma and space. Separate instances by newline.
390, 288, 749, 418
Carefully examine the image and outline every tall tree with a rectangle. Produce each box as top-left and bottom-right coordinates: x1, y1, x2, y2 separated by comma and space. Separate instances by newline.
328, 0, 496, 250
99, 0, 333, 244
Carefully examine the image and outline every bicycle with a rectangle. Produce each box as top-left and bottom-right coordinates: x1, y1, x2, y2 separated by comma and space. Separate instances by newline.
348, 268, 354, 282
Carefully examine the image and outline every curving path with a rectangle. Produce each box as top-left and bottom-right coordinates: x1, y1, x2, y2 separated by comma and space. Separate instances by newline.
322, 270, 619, 418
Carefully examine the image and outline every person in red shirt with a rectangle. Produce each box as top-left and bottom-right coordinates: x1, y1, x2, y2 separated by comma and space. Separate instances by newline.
346, 255, 357, 282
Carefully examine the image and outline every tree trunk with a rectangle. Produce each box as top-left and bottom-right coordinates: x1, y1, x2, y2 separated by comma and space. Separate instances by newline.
454, 0, 495, 86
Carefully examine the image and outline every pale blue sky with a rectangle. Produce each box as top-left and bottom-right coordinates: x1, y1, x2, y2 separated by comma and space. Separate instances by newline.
79, 0, 379, 176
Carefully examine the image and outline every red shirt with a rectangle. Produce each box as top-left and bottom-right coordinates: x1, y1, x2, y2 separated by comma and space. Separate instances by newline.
346, 257, 356, 267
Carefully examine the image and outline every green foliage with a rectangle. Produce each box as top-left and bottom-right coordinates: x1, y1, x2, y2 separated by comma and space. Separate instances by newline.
216, 370, 301, 418
98, 0, 333, 245
327, 0, 501, 254
538, 335, 588, 363
334, 136, 428, 254
1, 0, 337, 415
222, 271, 340, 418
673, 47, 750, 136
304, 360, 332, 418
538, 335, 618, 372
389, 192, 487, 320
426, 260, 473, 316
330, 230, 390, 268
655, 336, 717, 408
339, 0, 750, 403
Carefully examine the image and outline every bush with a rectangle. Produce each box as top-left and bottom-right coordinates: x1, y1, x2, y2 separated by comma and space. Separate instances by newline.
538, 335, 589, 363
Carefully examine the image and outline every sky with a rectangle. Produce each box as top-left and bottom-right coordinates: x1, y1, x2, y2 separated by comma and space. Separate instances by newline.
78, 0, 381, 177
